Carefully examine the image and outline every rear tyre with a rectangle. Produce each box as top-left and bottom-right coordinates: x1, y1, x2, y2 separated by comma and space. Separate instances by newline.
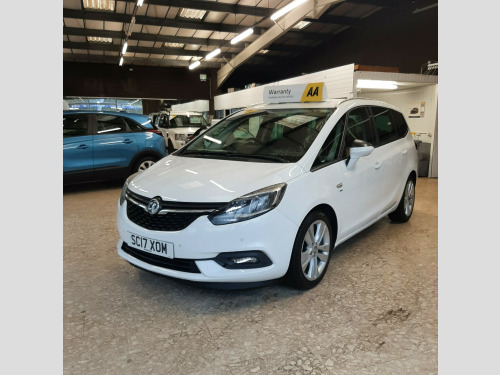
388, 176, 415, 223
132, 156, 156, 174
286, 211, 333, 290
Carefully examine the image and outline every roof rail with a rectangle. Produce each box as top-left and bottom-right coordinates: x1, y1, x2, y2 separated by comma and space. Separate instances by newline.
336, 97, 383, 105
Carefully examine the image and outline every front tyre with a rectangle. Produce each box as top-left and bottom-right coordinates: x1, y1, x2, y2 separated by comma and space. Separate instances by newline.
287, 211, 333, 290
388, 176, 415, 223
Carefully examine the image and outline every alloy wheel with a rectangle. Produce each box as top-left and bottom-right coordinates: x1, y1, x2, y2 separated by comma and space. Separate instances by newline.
404, 180, 415, 216
301, 220, 331, 281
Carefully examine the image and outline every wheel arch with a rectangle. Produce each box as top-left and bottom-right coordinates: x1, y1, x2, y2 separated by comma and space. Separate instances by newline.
306, 203, 339, 247
128, 150, 164, 173
409, 170, 417, 185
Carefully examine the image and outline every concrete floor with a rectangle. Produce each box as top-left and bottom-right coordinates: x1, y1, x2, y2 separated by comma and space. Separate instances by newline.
64, 177, 438, 375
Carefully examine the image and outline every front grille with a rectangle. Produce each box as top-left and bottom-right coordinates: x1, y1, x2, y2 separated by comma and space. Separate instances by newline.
126, 190, 226, 231
122, 242, 200, 273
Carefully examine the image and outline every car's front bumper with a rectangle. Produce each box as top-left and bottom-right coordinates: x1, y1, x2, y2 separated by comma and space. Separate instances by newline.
116, 199, 298, 283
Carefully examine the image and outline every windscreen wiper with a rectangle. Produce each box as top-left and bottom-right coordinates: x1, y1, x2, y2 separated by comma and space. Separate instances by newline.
223, 153, 289, 163
180, 150, 289, 162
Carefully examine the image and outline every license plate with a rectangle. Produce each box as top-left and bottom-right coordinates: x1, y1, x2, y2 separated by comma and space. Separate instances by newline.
128, 232, 174, 259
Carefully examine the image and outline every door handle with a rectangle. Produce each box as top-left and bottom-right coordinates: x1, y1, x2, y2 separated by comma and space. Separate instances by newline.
77, 144, 90, 150
402, 149, 408, 155
123, 139, 133, 144
374, 162, 383, 169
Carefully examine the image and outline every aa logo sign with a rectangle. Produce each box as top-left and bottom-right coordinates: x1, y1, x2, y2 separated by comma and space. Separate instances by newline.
300, 83, 324, 102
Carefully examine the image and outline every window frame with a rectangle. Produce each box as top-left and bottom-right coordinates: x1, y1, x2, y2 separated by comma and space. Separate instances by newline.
63, 113, 92, 138
93, 114, 136, 135
369, 106, 401, 147
123, 117, 147, 132
343, 105, 376, 148
390, 109, 410, 138
311, 114, 348, 172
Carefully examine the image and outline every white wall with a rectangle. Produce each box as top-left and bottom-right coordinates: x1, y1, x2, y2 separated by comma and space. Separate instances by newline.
214, 63, 355, 111
171, 100, 209, 112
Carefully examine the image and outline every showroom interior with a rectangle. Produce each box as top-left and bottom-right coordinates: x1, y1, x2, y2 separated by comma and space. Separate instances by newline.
62, 0, 438, 374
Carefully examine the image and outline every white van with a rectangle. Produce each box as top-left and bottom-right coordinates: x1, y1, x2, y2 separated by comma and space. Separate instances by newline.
150, 111, 209, 153
119, 83, 417, 289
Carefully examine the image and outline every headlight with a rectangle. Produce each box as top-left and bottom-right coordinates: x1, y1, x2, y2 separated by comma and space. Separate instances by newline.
175, 134, 187, 141
119, 172, 140, 205
208, 183, 287, 225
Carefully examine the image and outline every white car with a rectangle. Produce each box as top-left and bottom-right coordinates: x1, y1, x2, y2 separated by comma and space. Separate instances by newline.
151, 111, 209, 153
117, 85, 417, 289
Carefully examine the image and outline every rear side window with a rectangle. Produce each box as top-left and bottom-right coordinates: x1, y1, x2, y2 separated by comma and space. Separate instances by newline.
371, 106, 399, 145
96, 115, 128, 134
391, 110, 409, 137
63, 114, 89, 138
123, 118, 144, 132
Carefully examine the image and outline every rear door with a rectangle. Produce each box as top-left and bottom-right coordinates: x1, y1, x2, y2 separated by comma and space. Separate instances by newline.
63, 113, 94, 182
369, 106, 406, 211
93, 114, 139, 179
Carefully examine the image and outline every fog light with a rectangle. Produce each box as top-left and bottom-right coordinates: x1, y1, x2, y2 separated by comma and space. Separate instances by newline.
231, 257, 258, 264
213, 251, 272, 269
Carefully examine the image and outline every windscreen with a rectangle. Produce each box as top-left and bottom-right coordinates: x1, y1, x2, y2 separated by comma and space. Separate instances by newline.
170, 115, 208, 127
177, 108, 335, 163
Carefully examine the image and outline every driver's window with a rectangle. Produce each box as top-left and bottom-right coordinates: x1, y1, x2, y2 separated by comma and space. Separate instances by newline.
312, 115, 346, 168
341, 107, 374, 158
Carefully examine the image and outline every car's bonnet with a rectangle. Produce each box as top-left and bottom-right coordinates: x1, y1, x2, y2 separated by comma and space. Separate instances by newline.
128, 155, 304, 202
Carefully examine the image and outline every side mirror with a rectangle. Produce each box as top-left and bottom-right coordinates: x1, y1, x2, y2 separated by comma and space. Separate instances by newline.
346, 139, 374, 170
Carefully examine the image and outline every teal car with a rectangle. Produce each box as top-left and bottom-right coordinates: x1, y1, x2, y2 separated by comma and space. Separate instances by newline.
63, 111, 166, 184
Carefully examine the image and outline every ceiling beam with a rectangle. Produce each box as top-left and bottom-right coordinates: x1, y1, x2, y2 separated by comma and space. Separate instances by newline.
217, 0, 342, 87
63, 53, 279, 68
63, 27, 301, 53
64, 42, 285, 65
63, 9, 264, 35
344, 0, 398, 7
64, 41, 237, 60
64, 26, 220, 47
121, 0, 273, 17
64, 53, 223, 68
304, 14, 363, 27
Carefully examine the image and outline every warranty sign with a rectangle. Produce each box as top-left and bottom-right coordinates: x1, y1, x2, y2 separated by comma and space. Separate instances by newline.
263, 82, 328, 104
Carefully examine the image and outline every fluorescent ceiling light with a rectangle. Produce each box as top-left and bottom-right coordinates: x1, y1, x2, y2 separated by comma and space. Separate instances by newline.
205, 48, 221, 60
189, 61, 201, 70
259, 50, 270, 54
137, 0, 144, 6
357, 79, 398, 90
230, 28, 254, 45
271, 0, 307, 21
127, 17, 136, 37
293, 20, 310, 29
122, 42, 128, 55
83, 0, 115, 11
87, 36, 112, 43
179, 8, 207, 20
119, 57, 124, 66
165, 42, 184, 48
